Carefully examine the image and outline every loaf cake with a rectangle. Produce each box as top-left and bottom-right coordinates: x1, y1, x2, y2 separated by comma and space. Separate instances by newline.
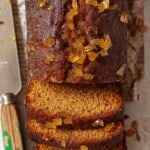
26, 119, 125, 149
26, 80, 124, 128
26, 0, 128, 84
25, 0, 128, 149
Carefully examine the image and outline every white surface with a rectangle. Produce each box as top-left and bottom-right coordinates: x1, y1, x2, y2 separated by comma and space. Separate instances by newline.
11, 0, 150, 149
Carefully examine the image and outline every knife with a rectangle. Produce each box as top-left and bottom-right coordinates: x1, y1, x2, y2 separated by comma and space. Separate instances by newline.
0, 1, 23, 150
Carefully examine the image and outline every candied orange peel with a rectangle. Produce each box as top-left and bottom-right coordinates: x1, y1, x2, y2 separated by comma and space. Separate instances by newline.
116, 64, 126, 76
87, 52, 99, 61
85, 0, 118, 13
68, 52, 79, 63
84, 45, 95, 53
46, 54, 55, 63
61, 140, 66, 147
53, 118, 62, 126
66, 9, 78, 21
74, 65, 83, 77
80, 145, 88, 150
66, 0, 78, 30
83, 73, 94, 80
90, 34, 112, 51
76, 53, 86, 64
72, 37, 85, 49
45, 122, 57, 129
39, 0, 55, 11
63, 118, 73, 125
85, 0, 98, 6
43, 36, 56, 48
102, 0, 110, 9
69, 34, 112, 63
45, 118, 62, 129
120, 12, 128, 24
39, 0, 47, 8
28, 45, 35, 52
99, 34, 112, 50
104, 123, 115, 132
72, 0, 78, 10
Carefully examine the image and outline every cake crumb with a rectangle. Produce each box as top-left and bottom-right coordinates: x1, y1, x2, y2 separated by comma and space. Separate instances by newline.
126, 129, 136, 137
0, 21, 4, 25
9, 35, 16, 41
120, 12, 128, 23
80, 145, 88, 150
126, 120, 141, 142
116, 64, 126, 76
136, 132, 141, 141
132, 120, 138, 130
124, 114, 129, 120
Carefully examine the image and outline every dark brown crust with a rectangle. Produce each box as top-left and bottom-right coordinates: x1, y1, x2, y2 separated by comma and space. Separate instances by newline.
34, 141, 127, 150
26, 107, 124, 129
26, 120, 125, 150
29, 131, 124, 150
26, 0, 127, 84
30, 133, 124, 150
26, 80, 124, 127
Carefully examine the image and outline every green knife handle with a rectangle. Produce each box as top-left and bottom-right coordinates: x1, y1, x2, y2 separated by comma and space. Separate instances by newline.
0, 93, 23, 150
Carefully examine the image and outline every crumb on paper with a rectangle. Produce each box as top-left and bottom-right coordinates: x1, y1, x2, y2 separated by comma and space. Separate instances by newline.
136, 132, 141, 141
120, 12, 128, 24
5, 0, 11, 4
129, 17, 148, 37
9, 35, 16, 41
126, 129, 136, 137
126, 120, 141, 142
0, 21, 4, 25
132, 120, 138, 130
124, 114, 130, 120
116, 64, 126, 76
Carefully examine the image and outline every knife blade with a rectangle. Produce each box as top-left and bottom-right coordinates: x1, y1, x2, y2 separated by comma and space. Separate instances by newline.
0, 1, 23, 150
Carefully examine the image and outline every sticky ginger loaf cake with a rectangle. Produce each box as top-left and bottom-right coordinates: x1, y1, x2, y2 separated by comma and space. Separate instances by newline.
26, 0, 127, 84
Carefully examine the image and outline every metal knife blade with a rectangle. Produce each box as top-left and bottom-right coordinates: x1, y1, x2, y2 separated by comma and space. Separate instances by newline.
0, 0, 21, 95
0, 1, 23, 150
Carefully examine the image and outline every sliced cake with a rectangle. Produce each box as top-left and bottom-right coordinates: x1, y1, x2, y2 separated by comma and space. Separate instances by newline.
27, 119, 125, 150
25, 0, 128, 149
26, 80, 124, 128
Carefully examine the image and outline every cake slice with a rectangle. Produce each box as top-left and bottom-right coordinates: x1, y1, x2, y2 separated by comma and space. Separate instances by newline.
26, 0, 127, 84
26, 80, 124, 128
26, 119, 125, 150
